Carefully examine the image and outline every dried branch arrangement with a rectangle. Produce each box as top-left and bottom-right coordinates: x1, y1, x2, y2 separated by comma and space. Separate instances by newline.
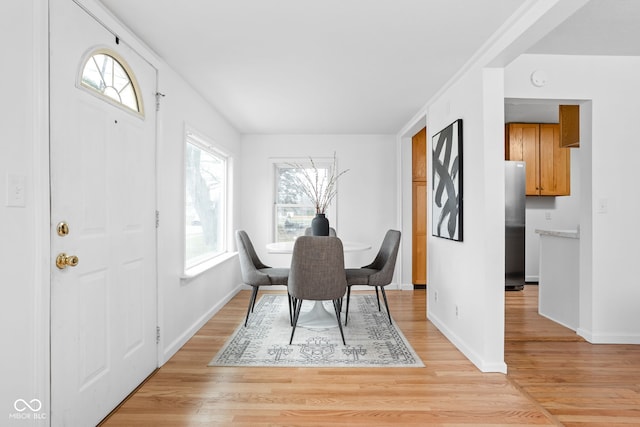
289, 153, 349, 214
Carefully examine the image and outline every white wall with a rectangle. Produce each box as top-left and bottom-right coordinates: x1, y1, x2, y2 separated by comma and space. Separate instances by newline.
0, 1, 49, 424
425, 68, 507, 373
239, 134, 399, 276
156, 64, 243, 362
505, 54, 640, 343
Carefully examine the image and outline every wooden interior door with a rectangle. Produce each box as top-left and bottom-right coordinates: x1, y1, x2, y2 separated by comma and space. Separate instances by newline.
412, 128, 427, 286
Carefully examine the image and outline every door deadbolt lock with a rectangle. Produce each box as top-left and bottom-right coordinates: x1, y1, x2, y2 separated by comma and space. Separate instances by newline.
57, 221, 70, 237
56, 253, 79, 270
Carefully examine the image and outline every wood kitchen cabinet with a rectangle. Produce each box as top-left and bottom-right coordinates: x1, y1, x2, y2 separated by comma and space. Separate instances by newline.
505, 123, 570, 196
412, 128, 427, 286
559, 105, 580, 147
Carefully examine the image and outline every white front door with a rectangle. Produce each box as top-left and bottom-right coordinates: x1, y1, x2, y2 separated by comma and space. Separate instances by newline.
50, 1, 158, 425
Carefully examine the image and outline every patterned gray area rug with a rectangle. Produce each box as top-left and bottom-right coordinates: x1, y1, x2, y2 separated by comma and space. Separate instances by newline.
209, 294, 424, 368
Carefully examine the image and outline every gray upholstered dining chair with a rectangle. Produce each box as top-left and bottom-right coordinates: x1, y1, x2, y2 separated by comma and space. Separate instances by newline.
236, 230, 290, 327
344, 229, 401, 326
288, 236, 347, 345
304, 227, 337, 236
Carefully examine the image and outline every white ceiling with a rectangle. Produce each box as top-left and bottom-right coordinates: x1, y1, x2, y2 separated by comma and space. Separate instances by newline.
98, 0, 640, 135
527, 0, 640, 56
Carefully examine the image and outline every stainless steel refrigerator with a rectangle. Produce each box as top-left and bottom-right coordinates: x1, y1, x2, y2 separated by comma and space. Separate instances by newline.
505, 161, 525, 290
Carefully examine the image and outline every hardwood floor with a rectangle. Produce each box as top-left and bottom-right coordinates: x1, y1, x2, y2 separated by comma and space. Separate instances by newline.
102, 286, 640, 426
505, 286, 640, 426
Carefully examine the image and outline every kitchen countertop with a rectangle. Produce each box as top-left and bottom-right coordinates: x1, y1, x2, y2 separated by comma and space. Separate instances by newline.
535, 228, 580, 239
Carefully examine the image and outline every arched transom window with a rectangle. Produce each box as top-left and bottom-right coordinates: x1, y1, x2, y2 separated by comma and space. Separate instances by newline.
80, 49, 143, 115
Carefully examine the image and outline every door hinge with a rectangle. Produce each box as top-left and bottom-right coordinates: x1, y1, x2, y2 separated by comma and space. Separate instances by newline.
156, 326, 161, 344
155, 92, 165, 111
155, 210, 160, 228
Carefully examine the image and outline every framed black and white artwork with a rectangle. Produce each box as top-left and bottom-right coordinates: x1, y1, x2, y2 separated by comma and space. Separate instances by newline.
432, 119, 463, 241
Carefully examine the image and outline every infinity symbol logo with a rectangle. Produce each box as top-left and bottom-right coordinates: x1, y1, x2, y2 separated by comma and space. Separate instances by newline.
14, 398, 42, 412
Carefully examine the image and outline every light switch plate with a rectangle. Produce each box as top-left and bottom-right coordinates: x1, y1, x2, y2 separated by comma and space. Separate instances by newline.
6, 174, 26, 207
597, 198, 608, 214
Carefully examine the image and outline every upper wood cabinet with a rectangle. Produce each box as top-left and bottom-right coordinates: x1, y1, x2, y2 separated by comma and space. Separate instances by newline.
559, 105, 580, 147
505, 123, 570, 196
412, 128, 427, 181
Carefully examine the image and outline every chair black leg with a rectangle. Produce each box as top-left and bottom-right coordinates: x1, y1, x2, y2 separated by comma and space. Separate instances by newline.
344, 286, 352, 326
251, 287, 260, 312
380, 286, 392, 325
289, 296, 299, 326
375, 286, 381, 311
287, 294, 294, 326
244, 286, 260, 327
289, 299, 303, 345
333, 299, 346, 345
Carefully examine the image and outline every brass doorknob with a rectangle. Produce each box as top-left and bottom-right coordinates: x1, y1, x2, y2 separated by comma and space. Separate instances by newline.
56, 253, 79, 270
56, 221, 70, 237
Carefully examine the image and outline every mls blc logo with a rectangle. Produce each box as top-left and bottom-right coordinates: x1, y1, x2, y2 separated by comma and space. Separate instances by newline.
9, 398, 47, 421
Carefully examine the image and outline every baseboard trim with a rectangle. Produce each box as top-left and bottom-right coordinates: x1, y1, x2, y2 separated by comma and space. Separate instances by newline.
427, 311, 507, 374
577, 327, 640, 344
161, 284, 243, 364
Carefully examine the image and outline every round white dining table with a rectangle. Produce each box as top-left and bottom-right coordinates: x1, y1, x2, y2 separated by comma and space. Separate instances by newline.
266, 240, 371, 254
265, 238, 371, 329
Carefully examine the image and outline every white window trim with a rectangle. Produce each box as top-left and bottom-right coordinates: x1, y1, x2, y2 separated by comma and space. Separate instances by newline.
183, 124, 233, 278
180, 252, 237, 282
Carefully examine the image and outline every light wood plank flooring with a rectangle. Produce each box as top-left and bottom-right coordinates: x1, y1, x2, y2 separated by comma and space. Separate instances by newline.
102, 285, 640, 426
504, 286, 640, 426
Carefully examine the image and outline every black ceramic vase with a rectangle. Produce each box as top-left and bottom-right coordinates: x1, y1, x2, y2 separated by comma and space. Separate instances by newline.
311, 213, 330, 236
